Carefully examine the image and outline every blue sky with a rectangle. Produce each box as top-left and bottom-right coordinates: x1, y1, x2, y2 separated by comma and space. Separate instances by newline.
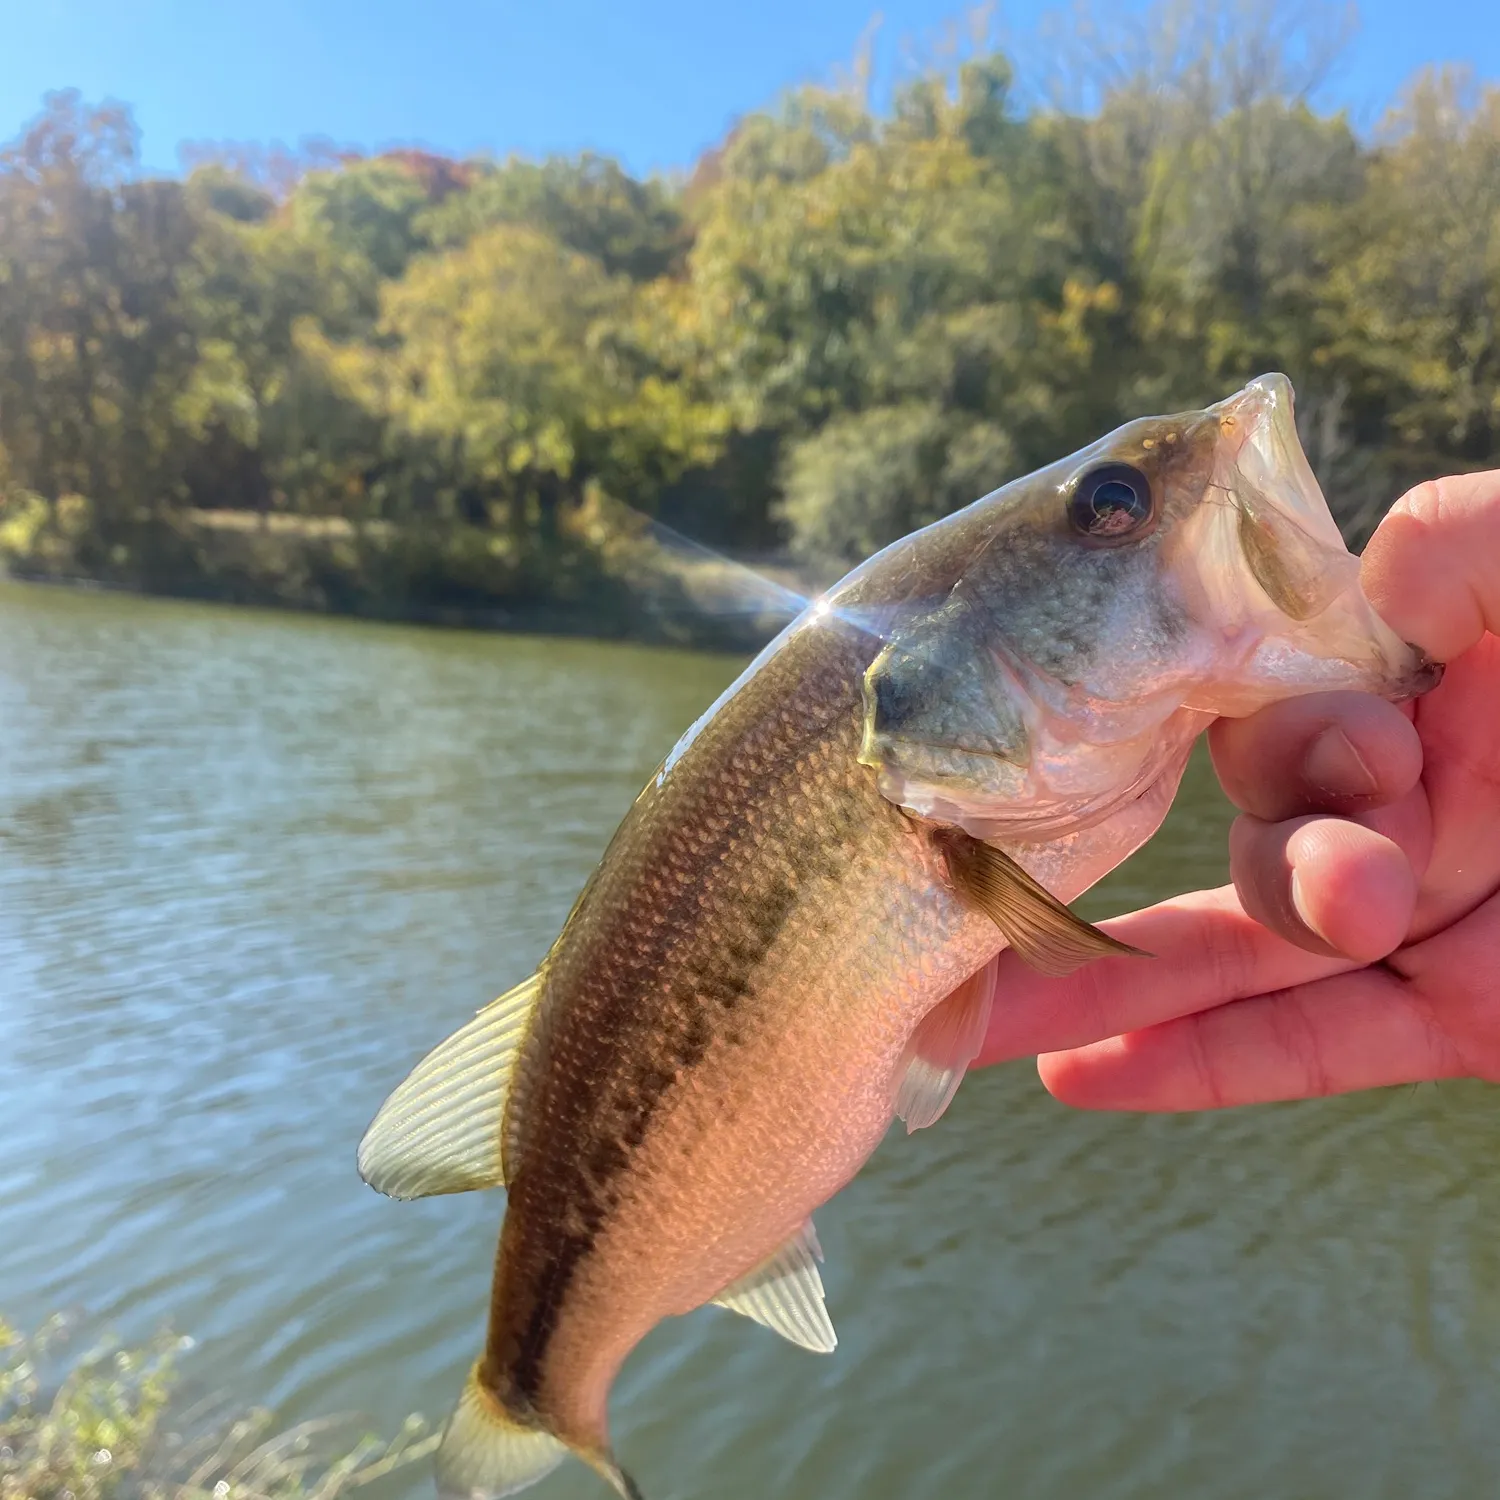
2, 0, 1496, 178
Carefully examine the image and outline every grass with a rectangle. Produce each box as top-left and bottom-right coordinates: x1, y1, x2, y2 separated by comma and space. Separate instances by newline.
0, 1313, 438, 1500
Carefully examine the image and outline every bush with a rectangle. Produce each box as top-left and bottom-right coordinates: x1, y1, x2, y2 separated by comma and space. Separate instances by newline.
779, 404, 1015, 566
0, 1313, 437, 1500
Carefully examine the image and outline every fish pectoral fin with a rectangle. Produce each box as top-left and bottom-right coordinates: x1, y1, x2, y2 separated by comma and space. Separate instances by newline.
712, 1221, 837, 1354
894, 956, 997, 1133
938, 830, 1151, 977
356, 971, 544, 1200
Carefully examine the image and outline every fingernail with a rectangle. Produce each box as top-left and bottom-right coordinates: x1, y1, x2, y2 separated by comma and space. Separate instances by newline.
1303, 725, 1378, 797
1289, 868, 1324, 941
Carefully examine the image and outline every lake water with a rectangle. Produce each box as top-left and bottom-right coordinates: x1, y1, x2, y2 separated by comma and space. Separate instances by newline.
4, 579, 1500, 1500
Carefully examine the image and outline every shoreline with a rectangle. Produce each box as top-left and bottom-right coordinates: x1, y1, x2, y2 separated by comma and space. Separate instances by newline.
0, 504, 811, 653
0, 564, 767, 652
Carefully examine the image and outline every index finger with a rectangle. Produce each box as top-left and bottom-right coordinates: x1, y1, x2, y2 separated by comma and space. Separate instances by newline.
977, 884, 1359, 1066
1362, 471, 1500, 662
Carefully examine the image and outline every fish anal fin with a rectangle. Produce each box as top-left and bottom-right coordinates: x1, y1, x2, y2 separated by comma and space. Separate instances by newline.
937, 830, 1150, 977
357, 972, 544, 1200
894, 957, 997, 1133
712, 1221, 837, 1354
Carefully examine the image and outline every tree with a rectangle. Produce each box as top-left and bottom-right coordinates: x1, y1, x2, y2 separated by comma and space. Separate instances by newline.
0, 92, 200, 527
420, 153, 686, 281
1324, 71, 1500, 492
315, 223, 724, 541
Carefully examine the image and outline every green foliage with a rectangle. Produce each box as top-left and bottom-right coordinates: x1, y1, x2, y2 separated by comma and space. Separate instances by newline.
781, 404, 1013, 564
288, 159, 435, 283
1, 7, 1498, 621
421, 153, 686, 281
1325, 71, 1500, 481
0, 1313, 436, 1500
0, 93, 201, 524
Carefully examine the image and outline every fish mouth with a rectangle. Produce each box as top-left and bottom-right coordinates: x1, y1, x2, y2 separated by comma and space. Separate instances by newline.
1391, 647, 1445, 701
1174, 373, 1440, 713
1209, 373, 1343, 543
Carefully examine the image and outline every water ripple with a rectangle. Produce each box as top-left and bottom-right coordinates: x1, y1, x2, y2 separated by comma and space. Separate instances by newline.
4, 581, 1500, 1499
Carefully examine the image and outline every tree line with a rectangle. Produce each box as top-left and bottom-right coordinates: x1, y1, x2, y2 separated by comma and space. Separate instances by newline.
1, 8, 1497, 632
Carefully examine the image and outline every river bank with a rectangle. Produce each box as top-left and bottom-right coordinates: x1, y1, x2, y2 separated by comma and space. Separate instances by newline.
0, 493, 812, 652
1, 1309, 436, 1500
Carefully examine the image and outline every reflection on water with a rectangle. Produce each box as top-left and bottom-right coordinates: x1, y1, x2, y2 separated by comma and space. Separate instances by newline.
3, 580, 1499, 1500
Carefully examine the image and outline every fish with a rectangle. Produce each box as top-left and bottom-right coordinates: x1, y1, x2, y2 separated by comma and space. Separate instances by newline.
356, 373, 1439, 1500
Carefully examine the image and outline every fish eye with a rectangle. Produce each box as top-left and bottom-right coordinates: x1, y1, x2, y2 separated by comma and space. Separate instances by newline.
1067, 463, 1155, 544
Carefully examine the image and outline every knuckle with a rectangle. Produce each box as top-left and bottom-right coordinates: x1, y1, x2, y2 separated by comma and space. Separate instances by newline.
1397, 476, 1448, 530
1187, 1017, 1227, 1110
1205, 913, 1265, 1002
1267, 990, 1332, 1099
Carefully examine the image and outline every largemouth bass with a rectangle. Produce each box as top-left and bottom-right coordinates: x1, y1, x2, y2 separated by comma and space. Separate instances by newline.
358, 374, 1437, 1499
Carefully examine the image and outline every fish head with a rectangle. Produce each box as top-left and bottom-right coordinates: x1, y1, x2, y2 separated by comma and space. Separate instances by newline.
854, 373, 1438, 837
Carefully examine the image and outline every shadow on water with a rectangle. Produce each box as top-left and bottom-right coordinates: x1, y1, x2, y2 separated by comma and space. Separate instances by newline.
4, 579, 1500, 1500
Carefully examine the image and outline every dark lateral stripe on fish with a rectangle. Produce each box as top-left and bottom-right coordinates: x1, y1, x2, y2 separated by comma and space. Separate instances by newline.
501, 1238, 590, 1411
496, 827, 838, 1408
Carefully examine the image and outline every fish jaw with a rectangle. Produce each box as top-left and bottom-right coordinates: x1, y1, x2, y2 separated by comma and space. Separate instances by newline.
1173, 373, 1439, 717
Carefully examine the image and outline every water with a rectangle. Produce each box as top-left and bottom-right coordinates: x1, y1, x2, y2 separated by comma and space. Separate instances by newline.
3, 580, 1500, 1500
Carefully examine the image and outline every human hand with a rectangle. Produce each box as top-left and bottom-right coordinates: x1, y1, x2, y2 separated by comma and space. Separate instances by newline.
978, 470, 1500, 1109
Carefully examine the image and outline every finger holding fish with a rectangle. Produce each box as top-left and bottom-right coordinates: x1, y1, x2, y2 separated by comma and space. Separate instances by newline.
1208, 690, 1421, 821
1036, 964, 1466, 1112
975, 885, 1365, 1068
978, 695, 1432, 1063
1024, 474, 1500, 1116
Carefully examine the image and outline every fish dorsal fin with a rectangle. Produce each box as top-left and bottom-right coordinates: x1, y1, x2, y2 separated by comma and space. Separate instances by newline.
712, 1222, 837, 1354
894, 956, 997, 1133
937, 830, 1150, 977
356, 972, 544, 1200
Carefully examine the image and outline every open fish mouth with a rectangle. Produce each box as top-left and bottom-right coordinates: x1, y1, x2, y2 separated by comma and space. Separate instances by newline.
1211, 373, 1346, 552
1173, 373, 1436, 717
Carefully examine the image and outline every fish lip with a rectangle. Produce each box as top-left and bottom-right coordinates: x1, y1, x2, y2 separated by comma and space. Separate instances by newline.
1390, 647, 1445, 702
1212, 372, 1298, 446
1209, 372, 1328, 528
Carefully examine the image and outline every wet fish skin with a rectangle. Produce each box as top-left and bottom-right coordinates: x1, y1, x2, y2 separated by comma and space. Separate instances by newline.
357, 374, 1435, 1500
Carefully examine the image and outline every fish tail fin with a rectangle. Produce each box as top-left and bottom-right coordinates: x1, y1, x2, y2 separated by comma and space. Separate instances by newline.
593, 1457, 645, 1500
436, 1363, 566, 1499
570, 1442, 645, 1499
436, 1362, 644, 1500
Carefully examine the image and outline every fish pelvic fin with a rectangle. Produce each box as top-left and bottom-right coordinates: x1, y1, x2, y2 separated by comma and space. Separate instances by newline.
936, 829, 1151, 977
436, 1362, 642, 1500
357, 971, 544, 1200
894, 956, 997, 1133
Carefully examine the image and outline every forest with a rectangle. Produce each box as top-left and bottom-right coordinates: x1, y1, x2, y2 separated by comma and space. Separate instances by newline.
1, 8, 1497, 642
